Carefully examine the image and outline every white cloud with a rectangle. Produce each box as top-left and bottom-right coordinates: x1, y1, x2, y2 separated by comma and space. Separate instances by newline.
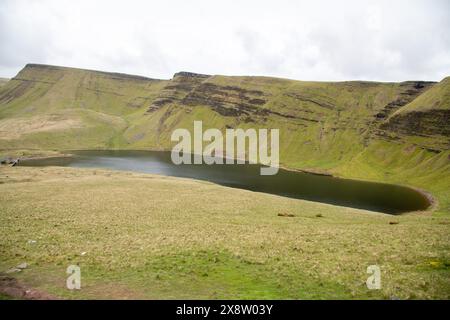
0, 0, 449, 81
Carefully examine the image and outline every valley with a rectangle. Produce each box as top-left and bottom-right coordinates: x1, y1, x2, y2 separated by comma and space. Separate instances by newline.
0, 64, 449, 299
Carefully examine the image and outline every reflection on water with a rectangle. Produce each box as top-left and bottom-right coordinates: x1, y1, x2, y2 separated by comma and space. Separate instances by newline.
20, 150, 431, 214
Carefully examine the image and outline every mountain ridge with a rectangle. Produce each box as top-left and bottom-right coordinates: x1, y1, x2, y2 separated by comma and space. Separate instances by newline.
7, 63, 446, 84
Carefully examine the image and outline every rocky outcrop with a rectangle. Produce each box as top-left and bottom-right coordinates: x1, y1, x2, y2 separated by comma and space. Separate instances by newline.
146, 72, 210, 112
147, 73, 324, 122
181, 83, 267, 117
173, 71, 210, 79
368, 81, 449, 149
380, 109, 450, 137
374, 81, 435, 120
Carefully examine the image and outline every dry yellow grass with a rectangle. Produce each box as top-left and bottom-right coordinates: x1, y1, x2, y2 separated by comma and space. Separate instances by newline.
0, 166, 449, 299
0, 115, 84, 140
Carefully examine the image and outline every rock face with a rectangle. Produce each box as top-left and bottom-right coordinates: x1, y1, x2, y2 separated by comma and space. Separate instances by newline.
182, 83, 267, 117
145, 71, 449, 152
375, 77, 450, 149
374, 82, 435, 120
173, 71, 210, 79
148, 73, 329, 123
381, 109, 450, 137
147, 71, 210, 113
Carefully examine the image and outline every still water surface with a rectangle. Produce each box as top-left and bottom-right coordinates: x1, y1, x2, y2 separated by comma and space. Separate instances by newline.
21, 150, 431, 214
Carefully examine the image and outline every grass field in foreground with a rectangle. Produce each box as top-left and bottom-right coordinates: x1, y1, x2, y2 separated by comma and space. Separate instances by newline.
0, 166, 449, 299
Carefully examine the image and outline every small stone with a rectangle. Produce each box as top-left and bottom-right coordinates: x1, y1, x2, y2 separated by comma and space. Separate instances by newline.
16, 262, 28, 269
80, 252, 87, 256
389, 221, 399, 225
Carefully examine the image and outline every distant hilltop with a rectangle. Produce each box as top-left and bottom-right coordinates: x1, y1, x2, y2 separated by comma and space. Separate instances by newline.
21, 63, 160, 82
173, 71, 211, 79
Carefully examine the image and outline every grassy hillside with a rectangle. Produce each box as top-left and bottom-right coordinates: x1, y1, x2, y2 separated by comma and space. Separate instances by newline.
0, 64, 167, 150
0, 78, 8, 87
0, 64, 449, 213
0, 166, 449, 299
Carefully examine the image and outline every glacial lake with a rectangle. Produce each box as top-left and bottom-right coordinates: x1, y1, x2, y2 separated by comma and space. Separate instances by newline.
20, 150, 431, 214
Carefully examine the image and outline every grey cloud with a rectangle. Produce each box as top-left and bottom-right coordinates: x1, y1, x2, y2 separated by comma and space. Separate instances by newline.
0, 0, 449, 81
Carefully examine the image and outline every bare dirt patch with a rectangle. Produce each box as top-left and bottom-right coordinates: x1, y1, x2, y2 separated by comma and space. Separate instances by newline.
0, 274, 59, 300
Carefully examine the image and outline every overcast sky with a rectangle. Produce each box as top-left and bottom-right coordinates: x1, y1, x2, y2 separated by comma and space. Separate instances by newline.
0, 0, 449, 81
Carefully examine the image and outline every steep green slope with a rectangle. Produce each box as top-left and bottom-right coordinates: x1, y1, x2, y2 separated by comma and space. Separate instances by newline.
0, 64, 167, 149
0, 64, 449, 213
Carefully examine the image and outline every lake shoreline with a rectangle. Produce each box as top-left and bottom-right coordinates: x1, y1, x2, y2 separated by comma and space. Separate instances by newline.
6, 148, 436, 214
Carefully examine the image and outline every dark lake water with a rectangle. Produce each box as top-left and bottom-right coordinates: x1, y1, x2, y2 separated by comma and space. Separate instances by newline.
20, 150, 431, 214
